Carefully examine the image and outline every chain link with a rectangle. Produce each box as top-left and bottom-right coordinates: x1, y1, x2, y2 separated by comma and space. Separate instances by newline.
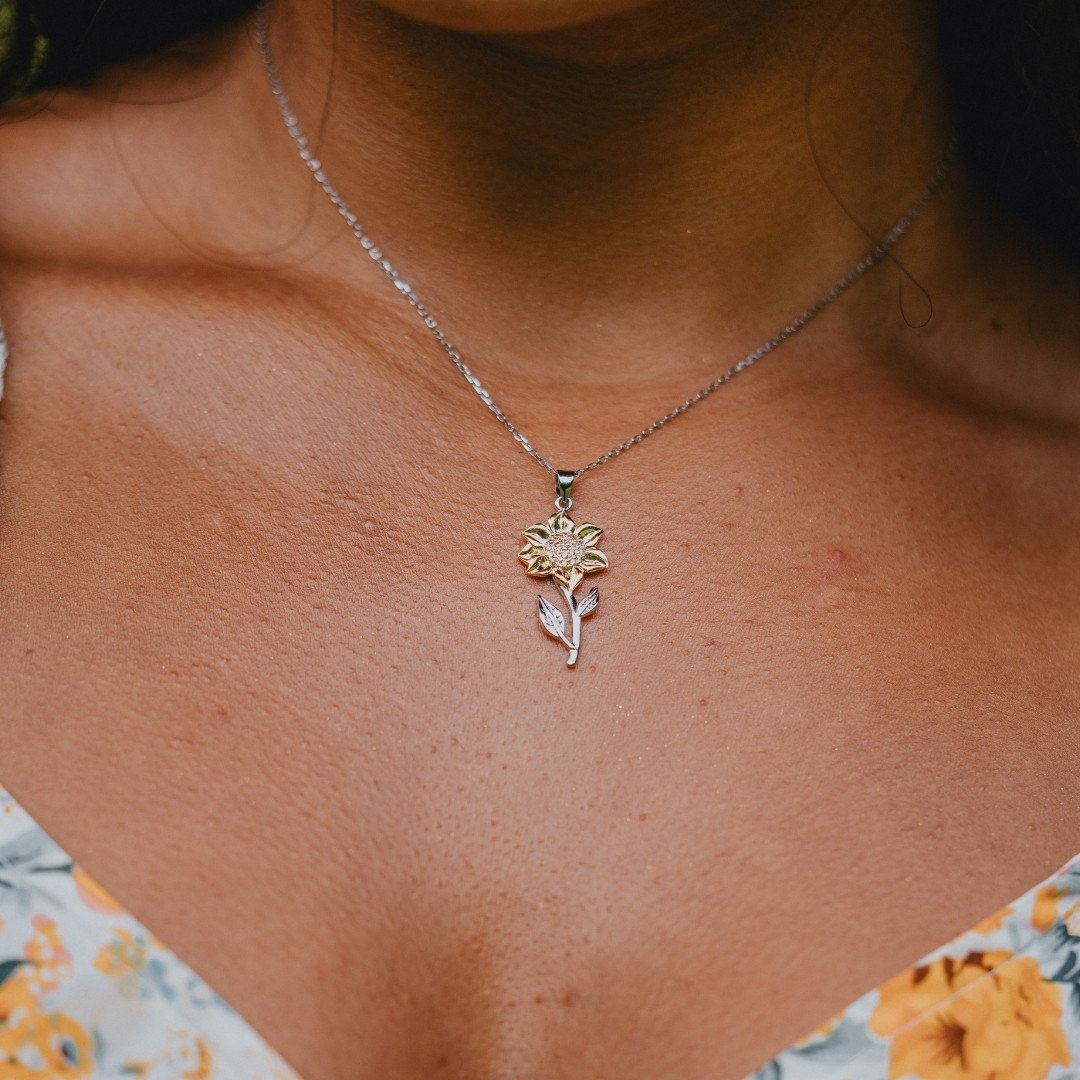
254, 0, 948, 482
0, 315, 7, 403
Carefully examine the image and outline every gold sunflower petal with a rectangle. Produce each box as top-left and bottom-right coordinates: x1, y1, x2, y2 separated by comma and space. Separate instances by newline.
580, 549, 609, 572
522, 525, 551, 545
574, 523, 603, 547
518, 542, 544, 559
547, 511, 574, 533
523, 555, 554, 577
566, 566, 584, 591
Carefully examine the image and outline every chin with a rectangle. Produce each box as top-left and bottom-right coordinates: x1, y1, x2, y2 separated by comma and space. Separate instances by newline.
371, 0, 655, 34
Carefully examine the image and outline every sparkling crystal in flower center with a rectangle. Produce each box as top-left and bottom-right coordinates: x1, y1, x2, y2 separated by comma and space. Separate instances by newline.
544, 533, 586, 569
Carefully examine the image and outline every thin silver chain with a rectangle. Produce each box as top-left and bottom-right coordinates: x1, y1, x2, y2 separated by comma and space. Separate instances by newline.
0, 316, 7, 403
253, 0, 948, 482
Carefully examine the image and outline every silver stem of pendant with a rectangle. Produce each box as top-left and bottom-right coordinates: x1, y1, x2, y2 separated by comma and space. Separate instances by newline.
253, 0, 952, 488
555, 470, 575, 512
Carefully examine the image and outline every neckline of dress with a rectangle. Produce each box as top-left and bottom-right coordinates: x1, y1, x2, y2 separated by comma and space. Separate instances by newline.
1, 781, 1077, 1080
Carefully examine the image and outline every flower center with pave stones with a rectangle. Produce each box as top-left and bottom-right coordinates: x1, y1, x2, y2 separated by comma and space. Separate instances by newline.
543, 532, 586, 570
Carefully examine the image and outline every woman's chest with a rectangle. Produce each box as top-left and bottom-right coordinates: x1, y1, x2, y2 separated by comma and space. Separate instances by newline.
1, 663, 1078, 1080
3, 484, 1080, 1079
2, 288, 1080, 1078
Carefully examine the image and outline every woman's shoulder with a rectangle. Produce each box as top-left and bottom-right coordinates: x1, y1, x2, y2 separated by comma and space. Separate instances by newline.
0, 90, 143, 267
0, 21, 248, 274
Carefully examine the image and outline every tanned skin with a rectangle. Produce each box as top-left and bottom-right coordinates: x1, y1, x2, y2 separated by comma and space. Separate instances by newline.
0, 0, 1078, 1076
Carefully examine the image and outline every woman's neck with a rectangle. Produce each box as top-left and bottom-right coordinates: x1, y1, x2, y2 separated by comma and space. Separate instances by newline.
237, 0, 955, 378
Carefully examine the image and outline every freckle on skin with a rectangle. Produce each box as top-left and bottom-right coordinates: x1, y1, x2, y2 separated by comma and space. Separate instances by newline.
826, 546, 851, 570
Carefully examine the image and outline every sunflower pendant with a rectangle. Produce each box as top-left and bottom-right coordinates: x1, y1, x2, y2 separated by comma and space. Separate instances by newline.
517, 472, 608, 667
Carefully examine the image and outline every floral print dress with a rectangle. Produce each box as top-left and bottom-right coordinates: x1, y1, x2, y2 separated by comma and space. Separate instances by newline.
0, 787, 298, 1079
1, 783, 1079, 1080
751, 854, 1080, 1080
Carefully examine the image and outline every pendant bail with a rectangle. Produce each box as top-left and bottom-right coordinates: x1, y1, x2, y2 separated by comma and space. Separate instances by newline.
555, 469, 575, 512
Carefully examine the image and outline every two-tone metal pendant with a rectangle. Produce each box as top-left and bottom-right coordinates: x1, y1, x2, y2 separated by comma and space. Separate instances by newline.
517, 471, 608, 667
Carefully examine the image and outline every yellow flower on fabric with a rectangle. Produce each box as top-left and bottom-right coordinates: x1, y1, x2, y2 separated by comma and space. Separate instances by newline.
0, 968, 40, 1057
0, 968, 93, 1076
869, 951, 1003, 1038
871, 951, 1070, 1079
124, 1033, 214, 1079
23, 914, 73, 994
94, 928, 149, 985
1033, 883, 1068, 932
518, 511, 607, 592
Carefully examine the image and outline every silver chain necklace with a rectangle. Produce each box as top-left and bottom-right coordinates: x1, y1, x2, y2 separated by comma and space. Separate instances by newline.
253, 0, 948, 668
